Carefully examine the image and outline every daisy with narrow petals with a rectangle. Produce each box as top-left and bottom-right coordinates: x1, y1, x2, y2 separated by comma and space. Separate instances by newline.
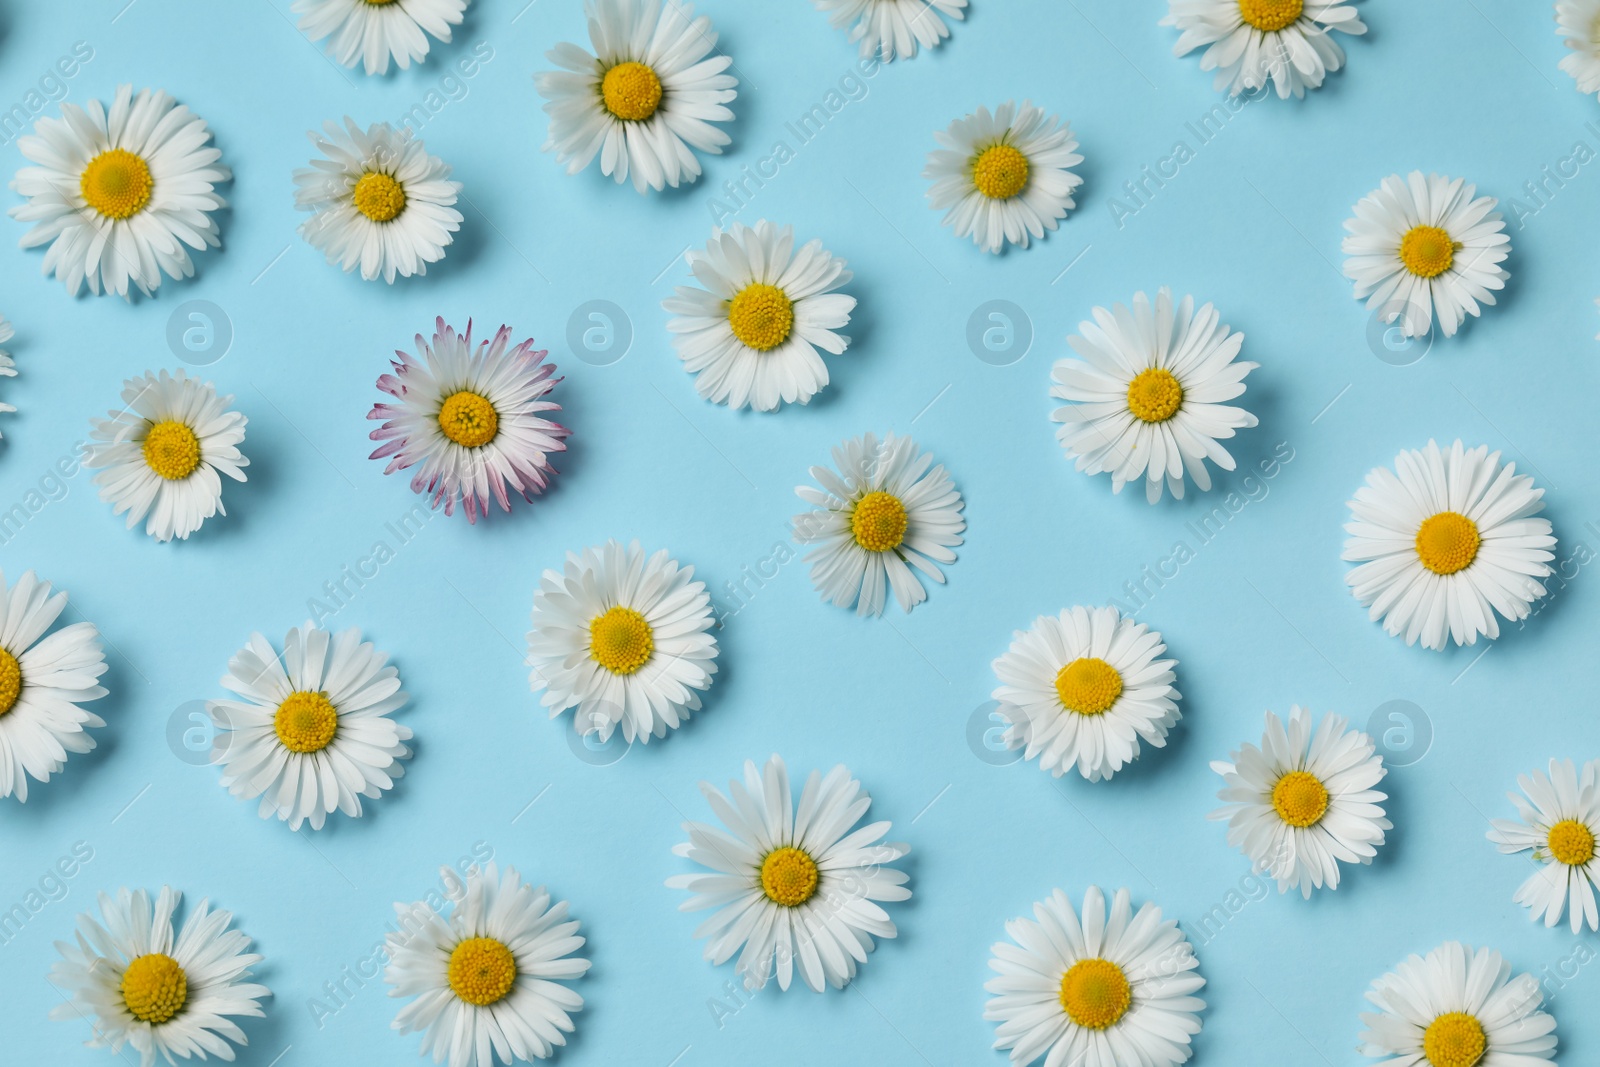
991, 606, 1180, 783
812, 0, 967, 61
1342, 172, 1510, 339
49, 886, 269, 1067
986, 886, 1205, 1067
8, 85, 229, 298
1162, 0, 1367, 99
293, 119, 462, 283
923, 101, 1083, 254
1557, 0, 1600, 97
528, 540, 718, 744
792, 431, 965, 616
207, 625, 411, 832
1343, 439, 1555, 650
369, 318, 569, 521
386, 864, 589, 1066
0, 315, 16, 433
535, 0, 738, 193
1359, 942, 1558, 1067
1052, 287, 1258, 504
0, 570, 107, 803
86, 369, 248, 542
292, 0, 467, 75
1487, 758, 1600, 932
1211, 707, 1390, 898
667, 755, 910, 992
662, 220, 856, 411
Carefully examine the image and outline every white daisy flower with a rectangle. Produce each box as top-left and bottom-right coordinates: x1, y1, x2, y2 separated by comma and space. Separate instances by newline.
1487, 758, 1600, 933
985, 886, 1205, 1067
662, 220, 856, 411
812, 0, 967, 61
1210, 706, 1390, 898
386, 864, 589, 1066
1162, 0, 1367, 99
48, 886, 269, 1067
528, 540, 718, 745
8, 85, 229, 299
1342, 171, 1510, 340
369, 318, 570, 522
1359, 941, 1558, 1067
1051, 286, 1258, 504
0, 315, 16, 433
923, 100, 1083, 254
292, 0, 467, 75
86, 369, 249, 543
206, 624, 411, 832
792, 431, 966, 616
1343, 439, 1556, 651
293, 118, 462, 283
667, 754, 911, 993
0, 569, 107, 803
534, 0, 738, 194
991, 606, 1180, 783
1557, 0, 1600, 97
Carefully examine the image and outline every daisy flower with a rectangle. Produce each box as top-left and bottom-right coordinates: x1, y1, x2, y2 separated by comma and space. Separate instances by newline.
386, 863, 589, 1066
8, 85, 229, 299
0, 570, 107, 803
1210, 706, 1390, 898
206, 624, 411, 832
1051, 287, 1258, 504
1557, 0, 1600, 97
792, 431, 966, 616
527, 540, 718, 744
1342, 172, 1510, 339
48, 886, 269, 1067
85, 369, 249, 543
667, 755, 910, 992
293, 118, 462, 283
369, 318, 570, 522
990, 606, 1181, 783
662, 220, 856, 411
1343, 439, 1555, 650
1359, 942, 1558, 1067
923, 100, 1083, 254
1487, 758, 1600, 932
1162, 0, 1367, 99
292, 0, 467, 75
985, 886, 1205, 1067
0, 315, 16, 433
534, 0, 738, 194
812, 0, 967, 61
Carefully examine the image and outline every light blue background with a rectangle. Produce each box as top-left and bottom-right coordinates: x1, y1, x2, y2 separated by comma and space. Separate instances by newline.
2, 0, 1598, 1063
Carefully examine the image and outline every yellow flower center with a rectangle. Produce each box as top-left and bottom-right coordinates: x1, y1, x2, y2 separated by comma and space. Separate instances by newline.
437, 390, 499, 448
759, 846, 820, 908
1399, 225, 1458, 279
0, 648, 19, 717
1271, 770, 1330, 828
1237, 0, 1303, 32
1422, 1012, 1487, 1067
1126, 368, 1184, 423
1054, 658, 1124, 716
589, 606, 654, 675
1058, 958, 1132, 1030
971, 144, 1030, 201
726, 283, 795, 352
352, 171, 407, 223
142, 421, 202, 481
79, 148, 153, 220
850, 491, 909, 553
1548, 819, 1597, 866
273, 691, 339, 754
120, 953, 188, 1025
601, 61, 663, 122
1415, 512, 1480, 576
447, 937, 518, 1006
